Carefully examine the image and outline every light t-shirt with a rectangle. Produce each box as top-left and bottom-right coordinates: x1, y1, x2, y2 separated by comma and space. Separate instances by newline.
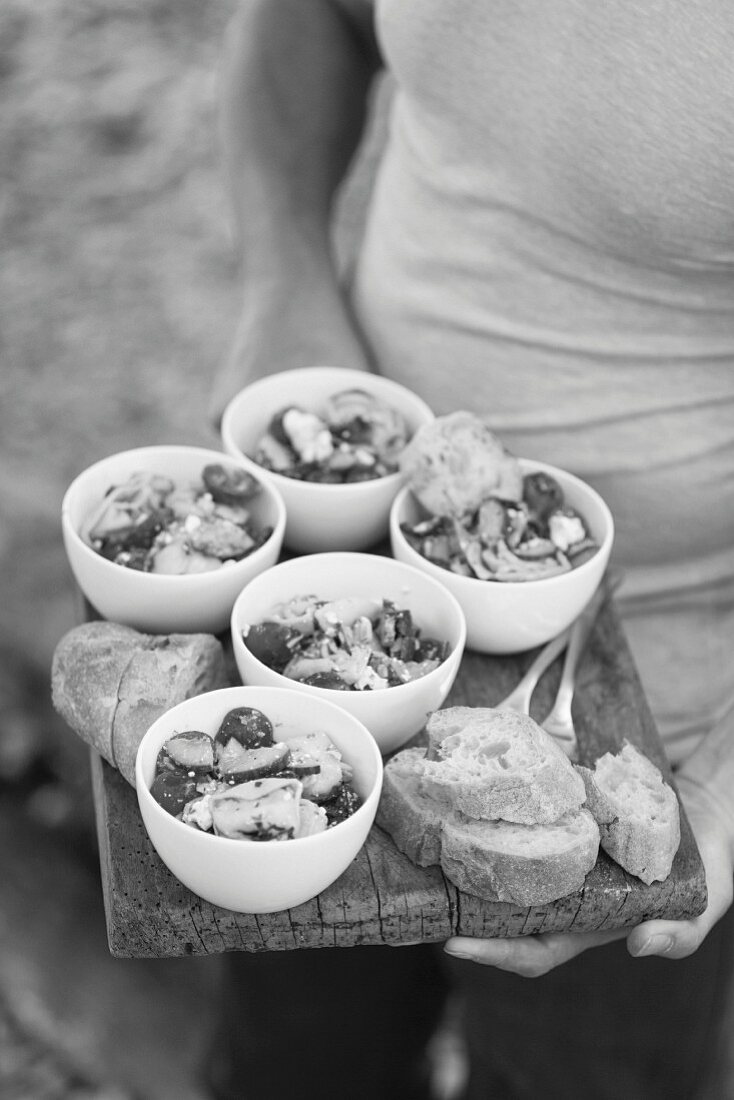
350, 0, 734, 764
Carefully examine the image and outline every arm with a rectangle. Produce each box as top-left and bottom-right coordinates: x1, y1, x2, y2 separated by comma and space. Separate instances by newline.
211, 0, 381, 421
444, 720, 734, 974
641, 716, 734, 956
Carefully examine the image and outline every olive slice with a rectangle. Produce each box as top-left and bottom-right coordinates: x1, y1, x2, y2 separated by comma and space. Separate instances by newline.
150, 772, 199, 817
202, 463, 261, 505
244, 622, 301, 672
268, 407, 302, 447
523, 472, 565, 528
322, 784, 362, 826
214, 706, 274, 749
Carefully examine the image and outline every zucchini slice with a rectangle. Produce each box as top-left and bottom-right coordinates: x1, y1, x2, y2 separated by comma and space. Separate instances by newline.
217, 740, 291, 782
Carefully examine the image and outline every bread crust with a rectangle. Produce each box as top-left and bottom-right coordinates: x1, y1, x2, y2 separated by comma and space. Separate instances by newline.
440, 808, 600, 906
51, 621, 228, 785
376, 748, 445, 867
577, 742, 680, 885
379, 745, 600, 905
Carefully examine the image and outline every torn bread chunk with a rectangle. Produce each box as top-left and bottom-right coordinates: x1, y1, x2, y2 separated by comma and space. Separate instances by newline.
577, 741, 680, 884
398, 411, 523, 517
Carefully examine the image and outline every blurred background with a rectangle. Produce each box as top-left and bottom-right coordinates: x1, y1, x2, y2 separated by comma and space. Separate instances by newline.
0, 1, 385, 1096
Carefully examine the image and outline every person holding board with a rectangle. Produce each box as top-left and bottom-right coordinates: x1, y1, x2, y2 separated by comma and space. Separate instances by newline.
210, 3, 734, 1098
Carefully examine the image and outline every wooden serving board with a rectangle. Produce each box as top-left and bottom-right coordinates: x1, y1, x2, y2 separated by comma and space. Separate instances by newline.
89, 600, 707, 958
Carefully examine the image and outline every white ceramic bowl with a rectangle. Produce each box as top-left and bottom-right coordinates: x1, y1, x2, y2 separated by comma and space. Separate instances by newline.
390, 459, 614, 654
230, 553, 467, 754
135, 685, 383, 913
62, 445, 286, 635
220, 366, 434, 553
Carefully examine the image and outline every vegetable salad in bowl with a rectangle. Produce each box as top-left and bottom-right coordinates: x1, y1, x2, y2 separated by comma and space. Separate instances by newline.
62, 445, 285, 633
135, 685, 382, 913
82, 462, 271, 575
151, 705, 362, 842
397, 412, 599, 583
254, 388, 411, 484
230, 552, 466, 753
390, 417, 614, 653
242, 595, 449, 692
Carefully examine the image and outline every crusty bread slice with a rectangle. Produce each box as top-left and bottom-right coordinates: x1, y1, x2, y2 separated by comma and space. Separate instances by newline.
440, 808, 600, 906
577, 741, 680, 885
52, 621, 228, 786
376, 747, 445, 867
422, 706, 586, 824
377, 746, 600, 905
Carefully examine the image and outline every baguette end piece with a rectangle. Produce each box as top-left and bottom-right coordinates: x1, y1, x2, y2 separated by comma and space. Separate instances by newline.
578, 741, 680, 885
51, 622, 229, 786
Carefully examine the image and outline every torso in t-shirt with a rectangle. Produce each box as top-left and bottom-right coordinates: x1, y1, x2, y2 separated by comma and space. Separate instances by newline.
350, 0, 734, 763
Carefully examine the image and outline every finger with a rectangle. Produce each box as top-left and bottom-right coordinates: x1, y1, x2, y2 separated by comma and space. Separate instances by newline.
626, 920, 705, 960
626, 899, 726, 960
627, 825, 734, 959
444, 928, 625, 977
